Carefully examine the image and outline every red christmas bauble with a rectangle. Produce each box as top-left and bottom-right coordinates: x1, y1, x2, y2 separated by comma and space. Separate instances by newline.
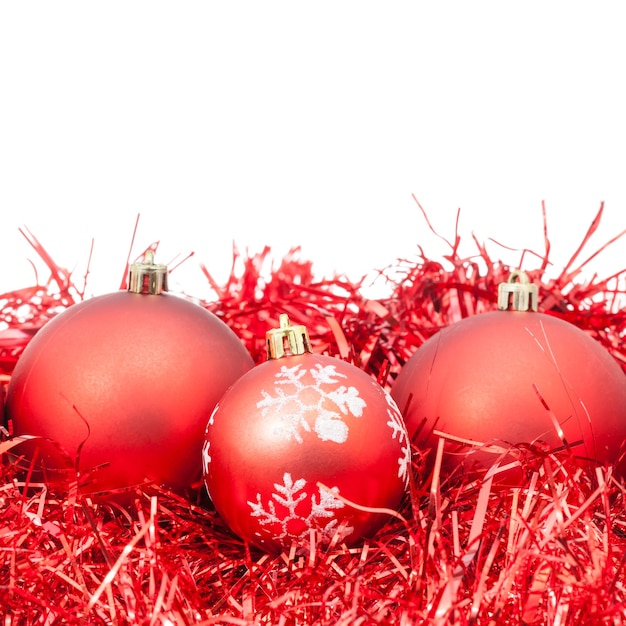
391, 271, 626, 484
5, 252, 254, 497
203, 315, 411, 553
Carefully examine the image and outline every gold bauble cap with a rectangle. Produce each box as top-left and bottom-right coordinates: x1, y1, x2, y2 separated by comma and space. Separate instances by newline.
497, 270, 538, 312
128, 250, 169, 295
266, 314, 312, 359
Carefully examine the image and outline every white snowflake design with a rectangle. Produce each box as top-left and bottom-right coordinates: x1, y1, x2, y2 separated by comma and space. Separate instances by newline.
384, 391, 412, 486
256, 363, 367, 444
248, 472, 353, 546
201, 405, 218, 479
201, 439, 211, 477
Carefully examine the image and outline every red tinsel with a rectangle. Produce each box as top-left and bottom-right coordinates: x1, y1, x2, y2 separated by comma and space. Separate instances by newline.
1, 202, 626, 624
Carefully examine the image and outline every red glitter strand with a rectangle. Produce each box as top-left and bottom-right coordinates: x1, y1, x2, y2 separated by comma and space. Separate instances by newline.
1, 206, 626, 624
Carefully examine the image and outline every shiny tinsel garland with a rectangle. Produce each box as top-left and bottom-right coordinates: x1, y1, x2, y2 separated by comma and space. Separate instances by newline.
1, 203, 625, 625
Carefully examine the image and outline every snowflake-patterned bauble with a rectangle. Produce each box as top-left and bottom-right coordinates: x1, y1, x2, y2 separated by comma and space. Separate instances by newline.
203, 314, 411, 553
391, 270, 626, 485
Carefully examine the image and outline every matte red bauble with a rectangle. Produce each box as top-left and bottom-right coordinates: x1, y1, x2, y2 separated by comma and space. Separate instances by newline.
391, 270, 626, 483
203, 314, 411, 553
5, 252, 254, 497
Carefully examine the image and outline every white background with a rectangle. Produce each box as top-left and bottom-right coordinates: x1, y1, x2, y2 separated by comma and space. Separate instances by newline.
1, 2, 624, 302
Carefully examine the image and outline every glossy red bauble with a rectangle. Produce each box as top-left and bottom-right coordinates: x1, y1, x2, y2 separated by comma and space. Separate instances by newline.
391, 276, 626, 484
5, 254, 254, 497
203, 315, 411, 553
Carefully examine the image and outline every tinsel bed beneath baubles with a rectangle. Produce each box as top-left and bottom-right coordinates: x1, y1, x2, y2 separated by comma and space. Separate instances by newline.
1, 202, 625, 625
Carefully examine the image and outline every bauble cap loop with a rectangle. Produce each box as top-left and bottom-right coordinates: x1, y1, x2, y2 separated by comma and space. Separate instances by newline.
497, 269, 538, 312
128, 250, 169, 295
266, 313, 312, 359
